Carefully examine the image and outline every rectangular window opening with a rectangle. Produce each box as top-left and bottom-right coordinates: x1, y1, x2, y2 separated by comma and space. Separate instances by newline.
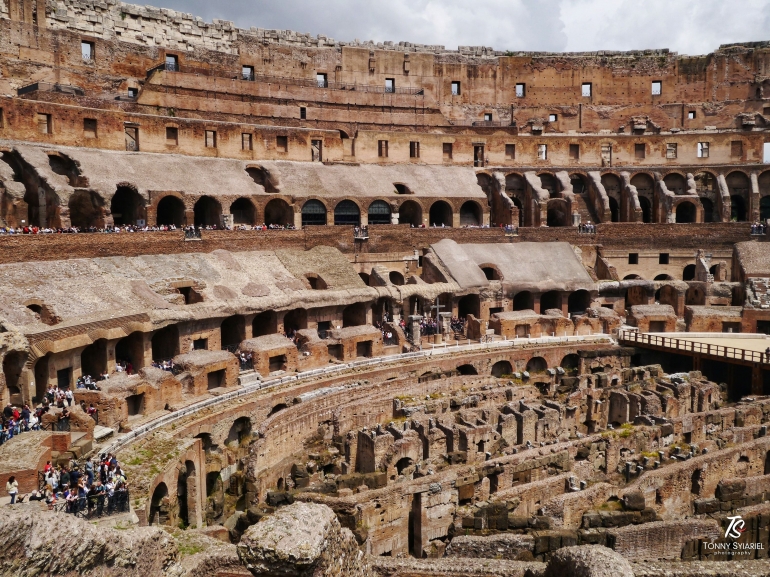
242, 65, 254, 81
628, 253, 639, 265
83, 118, 97, 138
515, 83, 525, 98
537, 144, 547, 160
484, 113, 493, 122
635, 143, 645, 159
666, 143, 678, 159
569, 144, 580, 160
127, 87, 138, 98
697, 142, 709, 158
193, 338, 208, 351
652, 81, 662, 95
731, 141, 743, 157
505, 144, 516, 160
300, 106, 307, 119
81, 41, 94, 62
166, 126, 178, 145
311, 139, 323, 162
378, 140, 389, 158
409, 141, 420, 158
659, 253, 669, 265
442, 142, 453, 160
205, 130, 217, 148
316, 73, 328, 88
276, 135, 288, 152
37, 112, 51, 134
242, 133, 252, 151
451, 81, 461, 96
165, 54, 178, 71
581, 83, 592, 97
688, 111, 696, 119
548, 113, 558, 122
385, 78, 395, 93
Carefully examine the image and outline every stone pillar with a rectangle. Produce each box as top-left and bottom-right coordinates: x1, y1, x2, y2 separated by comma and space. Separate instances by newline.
294, 210, 302, 229
408, 314, 422, 343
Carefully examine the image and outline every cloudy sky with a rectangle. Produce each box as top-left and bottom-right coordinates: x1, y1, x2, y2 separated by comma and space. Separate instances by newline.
154, 0, 770, 55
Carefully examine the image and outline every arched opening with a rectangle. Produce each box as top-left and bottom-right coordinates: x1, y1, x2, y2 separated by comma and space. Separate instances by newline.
395, 457, 413, 476
268, 403, 288, 417
156, 196, 185, 227
459, 201, 481, 226
630, 173, 654, 198
511, 197, 524, 227
81, 338, 108, 378
513, 291, 533, 311
547, 199, 570, 227
151, 325, 179, 361
663, 173, 686, 195
624, 274, 642, 280
700, 198, 715, 223
48, 153, 87, 187
683, 264, 696, 281
389, 271, 405, 286
601, 174, 621, 197
675, 201, 697, 223
264, 198, 293, 226
68, 190, 106, 229
33, 354, 50, 401
246, 166, 278, 192
570, 174, 587, 194
639, 197, 652, 223
691, 469, 702, 495
283, 309, 307, 333
177, 464, 190, 527
458, 294, 480, 319
194, 196, 222, 227
226, 416, 252, 445
694, 171, 716, 194
539, 173, 557, 195
301, 200, 327, 226
230, 198, 256, 225
221, 315, 245, 349
731, 195, 747, 222
116, 332, 144, 372
398, 200, 422, 226
540, 291, 562, 312
111, 186, 145, 226
560, 353, 579, 372
491, 360, 512, 377
3, 351, 26, 404
481, 266, 502, 281
655, 274, 674, 281
457, 364, 478, 375
608, 197, 620, 222
526, 356, 547, 373
358, 272, 370, 286
149, 482, 169, 526
568, 290, 591, 315
761, 196, 770, 222
252, 311, 277, 337
429, 200, 452, 227
342, 302, 367, 327
334, 200, 360, 226
368, 200, 391, 225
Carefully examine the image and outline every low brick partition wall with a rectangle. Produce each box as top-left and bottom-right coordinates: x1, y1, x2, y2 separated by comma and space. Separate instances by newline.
607, 519, 721, 561
0, 431, 57, 496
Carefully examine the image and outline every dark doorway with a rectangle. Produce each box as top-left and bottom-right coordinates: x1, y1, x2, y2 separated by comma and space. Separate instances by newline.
253, 311, 277, 337
513, 291, 533, 311
156, 196, 185, 226
429, 201, 452, 227
111, 186, 145, 226
194, 196, 222, 227
152, 325, 179, 361
221, 315, 245, 349
264, 198, 293, 226
458, 294, 480, 319
230, 198, 256, 225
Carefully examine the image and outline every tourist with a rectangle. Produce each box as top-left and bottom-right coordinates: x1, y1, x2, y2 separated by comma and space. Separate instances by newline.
6, 475, 19, 504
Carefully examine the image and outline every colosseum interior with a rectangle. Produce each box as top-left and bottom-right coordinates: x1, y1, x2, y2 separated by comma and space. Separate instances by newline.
1, 1, 770, 576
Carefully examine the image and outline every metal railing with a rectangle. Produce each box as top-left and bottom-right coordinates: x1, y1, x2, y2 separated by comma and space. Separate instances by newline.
50, 490, 130, 519
41, 417, 70, 432
184, 228, 202, 240
618, 329, 770, 364
17, 82, 85, 97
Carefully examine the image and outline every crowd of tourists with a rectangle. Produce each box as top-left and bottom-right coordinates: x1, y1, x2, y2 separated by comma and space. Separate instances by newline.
151, 359, 177, 372
751, 222, 767, 235
374, 320, 397, 346
6, 453, 129, 516
1, 402, 42, 445
578, 222, 597, 233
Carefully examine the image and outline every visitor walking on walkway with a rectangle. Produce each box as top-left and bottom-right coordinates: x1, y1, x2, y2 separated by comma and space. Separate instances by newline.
6, 475, 19, 504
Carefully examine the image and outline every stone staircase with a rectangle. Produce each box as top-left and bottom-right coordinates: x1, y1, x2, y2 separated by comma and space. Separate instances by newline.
573, 195, 601, 225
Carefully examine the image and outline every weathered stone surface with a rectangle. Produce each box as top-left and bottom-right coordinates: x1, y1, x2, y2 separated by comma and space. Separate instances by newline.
237, 502, 371, 577
542, 545, 633, 577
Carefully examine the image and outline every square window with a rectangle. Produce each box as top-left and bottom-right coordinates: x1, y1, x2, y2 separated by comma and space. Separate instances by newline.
688, 111, 696, 119
537, 144, 547, 160
451, 81, 461, 96
193, 338, 207, 350
569, 144, 580, 160
659, 253, 669, 265
165, 54, 178, 71
549, 114, 558, 122
505, 144, 515, 159
443, 142, 453, 160
166, 126, 178, 144
697, 142, 709, 158
652, 81, 662, 95
581, 83, 592, 97
731, 141, 743, 157
316, 73, 328, 88
37, 113, 51, 134
242, 133, 252, 151
83, 118, 97, 138
515, 83, 525, 98
242, 65, 254, 81
385, 78, 395, 93
127, 87, 138, 98
484, 113, 493, 122
300, 107, 306, 119
601, 143, 612, 162
81, 41, 94, 62
378, 140, 388, 158
635, 143, 645, 159
666, 143, 678, 159
276, 135, 288, 152
628, 253, 639, 265
205, 130, 216, 148
409, 141, 420, 158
